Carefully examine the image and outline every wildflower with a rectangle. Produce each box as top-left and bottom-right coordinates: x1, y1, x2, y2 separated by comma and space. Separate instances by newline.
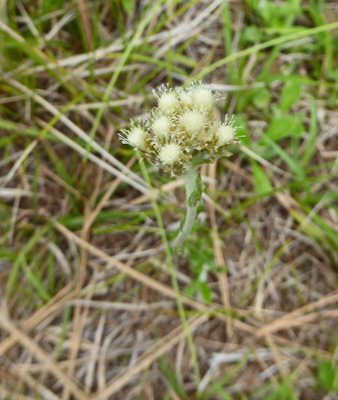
119, 82, 238, 174
119, 82, 239, 248
178, 90, 192, 107
216, 124, 235, 146
152, 115, 171, 138
180, 110, 206, 137
124, 126, 147, 151
158, 92, 179, 115
191, 86, 214, 111
159, 143, 182, 166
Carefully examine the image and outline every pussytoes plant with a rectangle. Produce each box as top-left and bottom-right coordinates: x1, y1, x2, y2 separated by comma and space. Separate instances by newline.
119, 82, 238, 248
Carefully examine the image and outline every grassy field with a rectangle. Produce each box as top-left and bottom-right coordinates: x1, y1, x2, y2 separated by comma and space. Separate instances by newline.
1, 0, 338, 399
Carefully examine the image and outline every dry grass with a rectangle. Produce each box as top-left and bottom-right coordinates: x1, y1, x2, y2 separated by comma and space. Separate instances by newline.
1, 1, 338, 399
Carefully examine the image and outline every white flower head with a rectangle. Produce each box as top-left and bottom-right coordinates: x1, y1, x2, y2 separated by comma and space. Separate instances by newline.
158, 92, 179, 115
191, 86, 214, 112
216, 124, 235, 146
178, 90, 192, 107
181, 110, 205, 136
120, 81, 238, 176
126, 127, 147, 150
159, 143, 182, 166
152, 115, 171, 138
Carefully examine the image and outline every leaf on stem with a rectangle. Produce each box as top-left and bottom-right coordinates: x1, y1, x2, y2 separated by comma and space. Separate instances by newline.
188, 174, 203, 207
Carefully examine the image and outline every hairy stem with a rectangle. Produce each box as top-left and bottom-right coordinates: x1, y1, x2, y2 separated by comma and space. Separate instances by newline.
172, 166, 200, 248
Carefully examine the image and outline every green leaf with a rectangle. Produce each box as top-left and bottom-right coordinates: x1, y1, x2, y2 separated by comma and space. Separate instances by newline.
121, 0, 136, 16
253, 87, 271, 110
159, 357, 189, 399
265, 380, 297, 400
251, 161, 272, 194
262, 135, 306, 179
265, 116, 304, 142
6, 226, 50, 298
199, 282, 213, 305
317, 361, 338, 392
184, 280, 199, 297
191, 153, 210, 168
188, 174, 203, 207
280, 81, 302, 112
243, 25, 261, 43
42, 0, 64, 14
196, 204, 204, 216
0, 119, 17, 130
21, 256, 51, 303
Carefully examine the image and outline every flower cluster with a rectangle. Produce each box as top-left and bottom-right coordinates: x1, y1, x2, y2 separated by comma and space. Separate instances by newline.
119, 82, 238, 176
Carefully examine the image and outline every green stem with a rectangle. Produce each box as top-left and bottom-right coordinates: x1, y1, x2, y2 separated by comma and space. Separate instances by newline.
172, 166, 200, 248
138, 154, 201, 386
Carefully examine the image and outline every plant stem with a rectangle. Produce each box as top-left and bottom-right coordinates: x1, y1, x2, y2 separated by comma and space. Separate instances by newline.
172, 166, 200, 248
138, 154, 201, 385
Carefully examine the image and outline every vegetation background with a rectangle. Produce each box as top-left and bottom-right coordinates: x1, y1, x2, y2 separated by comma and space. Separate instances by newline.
1, 0, 338, 399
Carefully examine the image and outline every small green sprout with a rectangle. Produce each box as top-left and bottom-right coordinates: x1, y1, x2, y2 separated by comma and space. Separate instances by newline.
119, 82, 238, 248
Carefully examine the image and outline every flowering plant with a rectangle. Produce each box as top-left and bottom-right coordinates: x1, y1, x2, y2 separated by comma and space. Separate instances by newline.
119, 82, 238, 248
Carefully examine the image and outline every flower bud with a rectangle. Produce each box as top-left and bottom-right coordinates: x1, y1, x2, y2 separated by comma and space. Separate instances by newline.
158, 92, 179, 115
179, 91, 192, 107
191, 87, 214, 112
181, 110, 205, 136
159, 143, 182, 166
152, 115, 171, 138
127, 127, 147, 150
216, 124, 235, 146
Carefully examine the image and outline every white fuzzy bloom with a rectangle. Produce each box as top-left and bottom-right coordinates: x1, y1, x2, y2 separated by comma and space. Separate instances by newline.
191, 87, 214, 111
152, 115, 171, 138
216, 124, 235, 146
158, 92, 179, 115
159, 143, 181, 166
179, 91, 192, 107
120, 82, 238, 176
127, 127, 147, 150
181, 111, 205, 136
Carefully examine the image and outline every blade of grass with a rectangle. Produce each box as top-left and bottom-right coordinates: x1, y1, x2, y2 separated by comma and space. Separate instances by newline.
302, 95, 317, 168
20, 255, 52, 303
6, 226, 49, 299
262, 135, 306, 180
192, 21, 338, 81
84, 0, 164, 163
